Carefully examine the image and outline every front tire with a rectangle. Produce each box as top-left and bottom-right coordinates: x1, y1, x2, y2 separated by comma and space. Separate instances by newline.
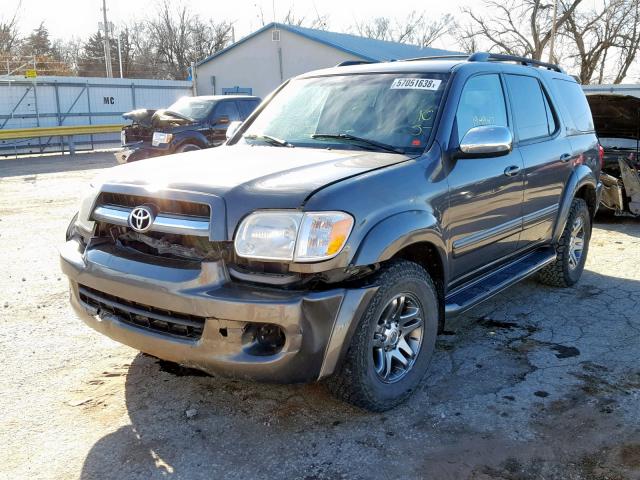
538, 197, 591, 287
328, 260, 439, 411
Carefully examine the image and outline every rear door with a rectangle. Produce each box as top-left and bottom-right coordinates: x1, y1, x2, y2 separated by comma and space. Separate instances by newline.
504, 74, 573, 248
446, 73, 525, 281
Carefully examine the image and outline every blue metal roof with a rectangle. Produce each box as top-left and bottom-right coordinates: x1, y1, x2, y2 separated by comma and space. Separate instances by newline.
196, 22, 458, 67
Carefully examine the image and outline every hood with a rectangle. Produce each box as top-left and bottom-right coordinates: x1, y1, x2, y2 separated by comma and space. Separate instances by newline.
122, 108, 193, 128
587, 94, 640, 140
98, 145, 411, 228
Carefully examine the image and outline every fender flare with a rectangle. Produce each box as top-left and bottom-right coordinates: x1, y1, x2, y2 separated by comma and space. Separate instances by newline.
171, 131, 210, 150
552, 165, 597, 241
351, 210, 448, 280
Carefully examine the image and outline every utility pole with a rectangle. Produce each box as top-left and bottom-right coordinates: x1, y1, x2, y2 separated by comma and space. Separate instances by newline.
102, 0, 113, 77
548, 0, 558, 63
116, 32, 123, 78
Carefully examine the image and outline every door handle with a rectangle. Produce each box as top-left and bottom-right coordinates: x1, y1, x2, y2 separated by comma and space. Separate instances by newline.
560, 153, 572, 162
503, 165, 521, 177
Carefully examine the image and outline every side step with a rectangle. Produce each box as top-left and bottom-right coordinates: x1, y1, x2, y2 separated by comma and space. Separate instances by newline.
445, 247, 557, 317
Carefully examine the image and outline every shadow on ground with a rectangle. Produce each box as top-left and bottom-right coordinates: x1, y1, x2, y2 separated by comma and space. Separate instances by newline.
0, 151, 117, 177
80, 267, 640, 479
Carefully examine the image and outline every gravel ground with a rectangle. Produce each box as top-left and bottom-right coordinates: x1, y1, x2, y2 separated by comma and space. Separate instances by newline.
1, 151, 639, 480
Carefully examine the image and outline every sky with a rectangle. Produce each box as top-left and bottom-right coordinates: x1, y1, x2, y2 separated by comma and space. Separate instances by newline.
4, 0, 474, 50
3, 0, 635, 81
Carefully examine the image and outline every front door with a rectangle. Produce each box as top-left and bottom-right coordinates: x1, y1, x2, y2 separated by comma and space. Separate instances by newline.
445, 73, 525, 282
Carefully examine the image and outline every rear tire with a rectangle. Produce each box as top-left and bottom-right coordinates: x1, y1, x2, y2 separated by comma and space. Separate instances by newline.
537, 197, 591, 287
175, 143, 201, 153
327, 260, 439, 411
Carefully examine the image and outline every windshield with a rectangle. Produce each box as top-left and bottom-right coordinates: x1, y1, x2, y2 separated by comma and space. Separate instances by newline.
166, 97, 215, 121
242, 73, 449, 153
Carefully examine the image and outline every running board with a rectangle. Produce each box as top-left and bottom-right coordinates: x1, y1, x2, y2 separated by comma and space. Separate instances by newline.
445, 247, 557, 317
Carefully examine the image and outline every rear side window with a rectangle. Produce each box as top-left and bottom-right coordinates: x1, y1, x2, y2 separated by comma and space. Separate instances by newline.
238, 100, 260, 119
505, 75, 553, 141
553, 79, 594, 132
456, 74, 508, 140
213, 101, 240, 122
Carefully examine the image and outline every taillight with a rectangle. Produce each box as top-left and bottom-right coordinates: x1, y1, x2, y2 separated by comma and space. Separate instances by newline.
598, 144, 605, 169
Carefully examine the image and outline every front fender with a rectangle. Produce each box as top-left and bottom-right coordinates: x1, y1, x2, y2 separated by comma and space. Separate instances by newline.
552, 165, 597, 241
351, 210, 448, 279
171, 130, 210, 149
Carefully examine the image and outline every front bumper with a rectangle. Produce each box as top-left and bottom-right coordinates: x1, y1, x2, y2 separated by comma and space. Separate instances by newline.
60, 239, 376, 383
115, 145, 167, 164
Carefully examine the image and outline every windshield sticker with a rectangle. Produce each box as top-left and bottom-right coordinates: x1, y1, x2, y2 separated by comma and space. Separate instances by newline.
390, 78, 441, 90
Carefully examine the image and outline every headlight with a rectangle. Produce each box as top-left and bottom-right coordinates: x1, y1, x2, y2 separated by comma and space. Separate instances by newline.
152, 132, 173, 146
234, 210, 354, 262
75, 182, 99, 235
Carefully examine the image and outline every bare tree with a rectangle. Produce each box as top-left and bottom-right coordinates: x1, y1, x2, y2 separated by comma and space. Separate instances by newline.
461, 0, 583, 60
255, 5, 330, 30
147, 1, 232, 79
561, 0, 640, 84
0, 1, 21, 54
354, 11, 453, 47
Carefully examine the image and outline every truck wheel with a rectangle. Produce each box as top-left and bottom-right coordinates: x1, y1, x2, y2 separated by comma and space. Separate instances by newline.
538, 197, 591, 288
328, 260, 438, 411
176, 143, 201, 153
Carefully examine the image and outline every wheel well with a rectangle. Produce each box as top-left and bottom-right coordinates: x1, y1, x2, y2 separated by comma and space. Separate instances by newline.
575, 184, 597, 218
391, 242, 445, 331
177, 138, 205, 149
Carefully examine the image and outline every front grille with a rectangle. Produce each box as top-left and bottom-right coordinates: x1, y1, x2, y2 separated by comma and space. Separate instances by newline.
79, 285, 205, 340
97, 192, 210, 218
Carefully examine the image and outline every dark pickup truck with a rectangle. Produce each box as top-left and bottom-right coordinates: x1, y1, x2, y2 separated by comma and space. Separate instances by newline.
62, 53, 601, 411
116, 95, 260, 163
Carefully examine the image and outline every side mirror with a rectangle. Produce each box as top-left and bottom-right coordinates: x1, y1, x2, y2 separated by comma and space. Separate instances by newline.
225, 120, 243, 140
216, 116, 230, 125
459, 126, 513, 157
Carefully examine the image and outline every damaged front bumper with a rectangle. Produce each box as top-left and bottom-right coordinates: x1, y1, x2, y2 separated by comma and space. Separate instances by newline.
59, 239, 376, 383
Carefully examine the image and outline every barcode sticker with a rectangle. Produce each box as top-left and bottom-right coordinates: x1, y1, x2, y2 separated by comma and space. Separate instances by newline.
390, 78, 441, 90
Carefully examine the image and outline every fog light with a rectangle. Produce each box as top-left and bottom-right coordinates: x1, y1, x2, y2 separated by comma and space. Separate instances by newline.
242, 323, 285, 356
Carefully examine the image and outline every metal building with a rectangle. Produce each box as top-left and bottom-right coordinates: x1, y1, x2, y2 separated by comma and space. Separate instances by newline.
194, 22, 458, 98
0, 75, 193, 155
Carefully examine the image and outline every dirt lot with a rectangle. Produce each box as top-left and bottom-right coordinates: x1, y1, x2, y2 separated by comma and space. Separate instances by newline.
1, 151, 639, 480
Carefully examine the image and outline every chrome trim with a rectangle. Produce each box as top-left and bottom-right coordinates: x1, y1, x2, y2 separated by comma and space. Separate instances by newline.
460, 126, 513, 155
523, 204, 559, 227
93, 205, 210, 237
452, 216, 522, 256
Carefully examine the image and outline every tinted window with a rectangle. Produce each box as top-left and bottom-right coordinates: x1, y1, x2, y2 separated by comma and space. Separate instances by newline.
213, 101, 240, 123
456, 74, 508, 140
505, 75, 549, 141
553, 79, 594, 132
543, 93, 557, 134
238, 100, 260, 119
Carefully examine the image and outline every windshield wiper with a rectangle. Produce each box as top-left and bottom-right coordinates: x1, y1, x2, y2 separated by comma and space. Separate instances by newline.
244, 134, 294, 147
311, 133, 405, 154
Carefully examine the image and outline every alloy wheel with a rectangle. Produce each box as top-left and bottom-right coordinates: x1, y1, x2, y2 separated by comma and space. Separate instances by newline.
372, 293, 424, 383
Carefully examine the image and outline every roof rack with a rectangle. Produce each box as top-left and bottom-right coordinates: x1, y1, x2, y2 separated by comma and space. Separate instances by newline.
404, 54, 470, 62
335, 60, 376, 67
468, 52, 564, 73
399, 52, 564, 73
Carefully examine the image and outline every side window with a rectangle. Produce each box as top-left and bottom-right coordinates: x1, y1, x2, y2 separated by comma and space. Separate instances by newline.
213, 101, 240, 123
238, 100, 259, 119
552, 79, 595, 132
456, 74, 508, 141
505, 75, 551, 141
542, 92, 557, 135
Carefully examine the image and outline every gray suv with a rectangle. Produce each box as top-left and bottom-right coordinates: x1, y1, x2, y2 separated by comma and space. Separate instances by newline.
61, 53, 602, 411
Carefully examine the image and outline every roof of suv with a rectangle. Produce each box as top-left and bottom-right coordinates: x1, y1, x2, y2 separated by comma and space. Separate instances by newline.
300, 53, 575, 82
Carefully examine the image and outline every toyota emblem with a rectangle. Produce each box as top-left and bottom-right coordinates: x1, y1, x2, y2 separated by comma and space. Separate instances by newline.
128, 205, 156, 233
